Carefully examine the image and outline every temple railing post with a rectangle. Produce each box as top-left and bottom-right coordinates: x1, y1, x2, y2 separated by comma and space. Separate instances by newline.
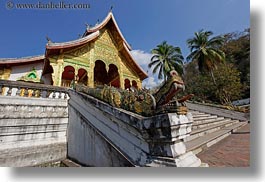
0, 79, 69, 100
7, 86, 12, 96
0, 85, 2, 95
16, 87, 21, 96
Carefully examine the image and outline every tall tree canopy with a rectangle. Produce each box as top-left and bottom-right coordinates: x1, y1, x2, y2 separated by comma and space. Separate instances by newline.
221, 28, 250, 98
186, 30, 226, 84
183, 28, 250, 106
148, 41, 184, 81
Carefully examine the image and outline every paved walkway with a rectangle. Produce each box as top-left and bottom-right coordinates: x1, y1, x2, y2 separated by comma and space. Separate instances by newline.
197, 123, 250, 167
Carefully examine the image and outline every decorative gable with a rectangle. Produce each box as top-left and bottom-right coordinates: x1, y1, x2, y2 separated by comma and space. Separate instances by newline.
17, 68, 42, 83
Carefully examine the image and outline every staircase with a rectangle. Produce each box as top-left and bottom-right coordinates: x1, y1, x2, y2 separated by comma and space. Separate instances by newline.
184, 110, 248, 155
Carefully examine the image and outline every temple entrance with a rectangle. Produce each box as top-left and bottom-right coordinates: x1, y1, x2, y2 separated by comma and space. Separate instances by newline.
108, 64, 120, 88
132, 80, 138, 89
124, 79, 131, 90
94, 60, 120, 88
77, 68, 88, 86
94, 60, 108, 87
61, 66, 75, 87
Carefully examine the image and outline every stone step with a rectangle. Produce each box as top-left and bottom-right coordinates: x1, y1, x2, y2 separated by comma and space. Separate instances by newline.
184, 122, 247, 155
190, 110, 204, 114
0, 124, 68, 136
0, 142, 67, 167
61, 159, 82, 167
192, 117, 227, 129
192, 114, 212, 118
184, 119, 239, 142
0, 130, 66, 144
193, 115, 218, 122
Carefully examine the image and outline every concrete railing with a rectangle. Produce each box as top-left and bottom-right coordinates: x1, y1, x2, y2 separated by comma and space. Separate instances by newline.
0, 79, 68, 99
68, 90, 204, 167
0, 80, 204, 167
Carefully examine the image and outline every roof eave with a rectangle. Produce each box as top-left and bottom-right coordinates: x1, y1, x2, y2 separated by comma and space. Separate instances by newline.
122, 42, 148, 80
0, 55, 45, 65
46, 31, 100, 50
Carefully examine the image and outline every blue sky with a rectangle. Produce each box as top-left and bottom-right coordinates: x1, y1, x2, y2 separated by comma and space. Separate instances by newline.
0, 0, 249, 88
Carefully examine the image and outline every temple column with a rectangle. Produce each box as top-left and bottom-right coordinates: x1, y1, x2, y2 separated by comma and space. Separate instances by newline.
74, 68, 78, 85
120, 75, 125, 89
118, 56, 125, 89
86, 67, 90, 86
137, 79, 142, 89
57, 54, 64, 87
50, 62, 58, 86
88, 43, 95, 88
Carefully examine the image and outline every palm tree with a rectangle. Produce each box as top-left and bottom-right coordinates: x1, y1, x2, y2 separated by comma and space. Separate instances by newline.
148, 41, 184, 81
186, 30, 225, 85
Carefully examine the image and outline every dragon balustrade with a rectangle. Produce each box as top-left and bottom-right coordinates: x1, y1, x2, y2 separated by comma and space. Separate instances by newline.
76, 70, 193, 116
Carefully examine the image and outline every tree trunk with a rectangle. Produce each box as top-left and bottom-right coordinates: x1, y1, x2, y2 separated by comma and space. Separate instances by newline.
210, 70, 217, 86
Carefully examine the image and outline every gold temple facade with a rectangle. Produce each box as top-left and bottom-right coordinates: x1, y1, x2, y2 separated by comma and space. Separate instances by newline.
0, 12, 148, 89
43, 12, 147, 89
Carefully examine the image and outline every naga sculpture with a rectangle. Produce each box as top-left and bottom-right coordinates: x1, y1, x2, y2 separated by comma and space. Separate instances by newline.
76, 70, 193, 116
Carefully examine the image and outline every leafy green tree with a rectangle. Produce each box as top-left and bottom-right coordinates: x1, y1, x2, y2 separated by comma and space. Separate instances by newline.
186, 30, 225, 85
183, 62, 243, 105
222, 28, 250, 98
148, 41, 184, 81
214, 63, 243, 105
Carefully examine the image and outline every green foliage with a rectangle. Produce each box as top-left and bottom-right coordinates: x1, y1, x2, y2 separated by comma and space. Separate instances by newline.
150, 28, 250, 106
186, 30, 226, 84
148, 41, 184, 81
214, 63, 243, 104
221, 28, 250, 98
184, 62, 243, 105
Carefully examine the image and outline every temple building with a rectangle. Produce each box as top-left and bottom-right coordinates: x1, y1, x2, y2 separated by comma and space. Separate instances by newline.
0, 12, 148, 89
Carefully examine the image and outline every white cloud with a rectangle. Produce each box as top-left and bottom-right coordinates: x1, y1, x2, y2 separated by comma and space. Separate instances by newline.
142, 76, 164, 89
142, 76, 157, 89
130, 49, 153, 67
131, 49, 163, 89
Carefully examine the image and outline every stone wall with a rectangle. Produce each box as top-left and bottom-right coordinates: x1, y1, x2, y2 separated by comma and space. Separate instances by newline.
0, 80, 69, 167
0, 80, 204, 167
68, 90, 203, 167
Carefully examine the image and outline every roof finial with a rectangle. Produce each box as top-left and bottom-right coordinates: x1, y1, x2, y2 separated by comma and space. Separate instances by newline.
110, 5, 113, 12
95, 19, 100, 26
85, 23, 90, 29
46, 36, 52, 43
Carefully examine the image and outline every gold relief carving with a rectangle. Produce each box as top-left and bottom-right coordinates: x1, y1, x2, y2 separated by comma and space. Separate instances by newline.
120, 60, 138, 79
98, 29, 117, 49
56, 55, 64, 86
94, 44, 118, 64
64, 59, 89, 68
109, 25, 122, 46
50, 63, 59, 86
64, 44, 89, 58
0, 68, 11, 80
0, 68, 4, 76
48, 57, 58, 64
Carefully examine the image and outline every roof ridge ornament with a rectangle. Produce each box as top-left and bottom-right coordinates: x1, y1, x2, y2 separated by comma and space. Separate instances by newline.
46, 36, 52, 44
85, 23, 90, 30
96, 19, 99, 26
110, 5, 113, 12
